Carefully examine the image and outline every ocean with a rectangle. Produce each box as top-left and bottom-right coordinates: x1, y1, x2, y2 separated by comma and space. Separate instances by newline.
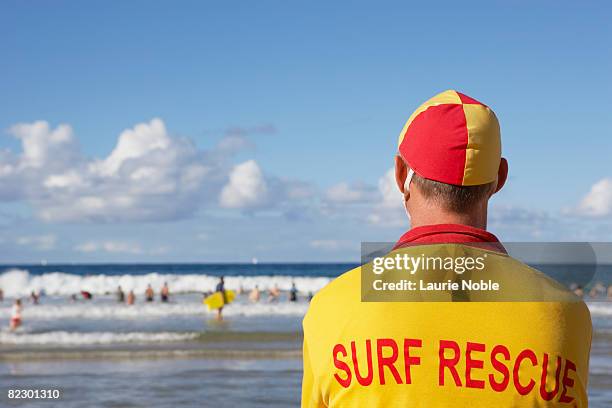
0, 263, 610, 407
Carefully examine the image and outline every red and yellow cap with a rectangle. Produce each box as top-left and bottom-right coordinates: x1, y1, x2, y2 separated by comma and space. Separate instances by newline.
398, 90, 501, 186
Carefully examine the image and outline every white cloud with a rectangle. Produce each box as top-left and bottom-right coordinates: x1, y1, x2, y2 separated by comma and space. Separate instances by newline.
9, 121, 76, 168
325, 182, 376, 204
309, 239, 355, 251
378, 168, 403, 209
44, 170, 87, 190
74, 240, 143, 254
576, 178, 612, 217
0, 118, 246, 222
90, 118, 170, 177
219, 160, 268, 209
368, 168, 407, 227
0, 118, 313, 223
16, 234, 56, 250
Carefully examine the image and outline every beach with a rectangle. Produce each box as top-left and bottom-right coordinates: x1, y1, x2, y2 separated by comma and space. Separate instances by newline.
0, 264, 610, 407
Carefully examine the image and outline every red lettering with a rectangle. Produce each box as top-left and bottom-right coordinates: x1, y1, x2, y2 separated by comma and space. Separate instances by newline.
439, 340, 462, 386
559, 359, 576, 403
333, 343, 352, 388
351, 340, 374, 386
513, 349, 537, 395
376, 338, 403, 385
539, 353, 561, 401
403, 338, 422, 384
465, 342, 485, 389
489, 344, 510, 392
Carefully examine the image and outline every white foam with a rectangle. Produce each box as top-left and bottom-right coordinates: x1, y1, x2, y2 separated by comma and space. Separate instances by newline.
0, 331, 198, 345
0, 298, 309, 320
0, 268, 331, 297
587, 302, 612, 316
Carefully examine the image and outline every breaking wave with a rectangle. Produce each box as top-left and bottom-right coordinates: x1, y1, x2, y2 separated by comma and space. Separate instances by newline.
0, 268, 331, 297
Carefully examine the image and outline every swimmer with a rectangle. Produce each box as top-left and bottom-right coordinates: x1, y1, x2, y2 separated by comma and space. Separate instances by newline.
116, 286, 125, 303
268, 284, 280, 302
589, 282, 605, 298
573, 285, 584, 298
289, 282, 298, 302
9, 299, 22, 331
249, 285, 261, 303
30, 290, 39, 305
160, 282, 169, 302
0, 288, 3, 302
145, 284, 154, 302
127, 290, 135, 305
81, 290, 93, 300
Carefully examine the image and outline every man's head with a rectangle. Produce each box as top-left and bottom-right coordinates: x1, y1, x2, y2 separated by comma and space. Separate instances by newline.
395, 90, 508, 227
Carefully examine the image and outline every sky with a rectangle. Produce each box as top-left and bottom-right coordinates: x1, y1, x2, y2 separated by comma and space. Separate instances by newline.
0, 1, 611, 263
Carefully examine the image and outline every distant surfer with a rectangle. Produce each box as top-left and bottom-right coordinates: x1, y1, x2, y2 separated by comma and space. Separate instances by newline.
161, 282, 170, 302
215, 276, 226, 321
145, 284, 154, 302
116, 286, 125, 303
9, 298, 22, 331
127, 290, 135, 305
289, 282, 298, 302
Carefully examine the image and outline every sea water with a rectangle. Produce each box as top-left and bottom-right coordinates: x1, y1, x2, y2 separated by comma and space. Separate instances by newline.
0, 263, 610, 407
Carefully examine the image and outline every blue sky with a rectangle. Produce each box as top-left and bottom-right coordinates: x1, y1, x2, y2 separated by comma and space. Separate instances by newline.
0, 1, 611, 262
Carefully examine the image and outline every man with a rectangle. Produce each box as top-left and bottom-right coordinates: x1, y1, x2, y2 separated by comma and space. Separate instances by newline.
290, 282, 298, 302
161, 282, 170, 302
216, 276, 226, 321
126, 290, 135, 305
301, 90, 591, 407
116, 285, 125, 303
145, 284, 154, 302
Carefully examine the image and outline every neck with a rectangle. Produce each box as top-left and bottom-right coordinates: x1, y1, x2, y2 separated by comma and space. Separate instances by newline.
408, 203, 489, 231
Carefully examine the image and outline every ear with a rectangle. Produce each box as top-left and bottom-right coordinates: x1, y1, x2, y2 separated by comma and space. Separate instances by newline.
493, 157, 508, 194
395, 155, 408, 195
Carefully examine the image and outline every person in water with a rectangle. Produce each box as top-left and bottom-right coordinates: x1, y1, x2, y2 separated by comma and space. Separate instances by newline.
249, 285, 261, 302
126, 290, 135, 305
215, 276, 226, 321
268, 284, 280, 302
30, 290, 39, 305
81, 290, 93, 300
289, 282, 298, 302
116, 286, 125, 303
145, 284, 154, 302
10, 298, 22, 331
301, 90, 592, 407
160, 282, 170, 302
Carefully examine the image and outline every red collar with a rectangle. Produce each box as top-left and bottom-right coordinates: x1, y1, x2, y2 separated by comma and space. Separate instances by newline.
394, 223, 506, 253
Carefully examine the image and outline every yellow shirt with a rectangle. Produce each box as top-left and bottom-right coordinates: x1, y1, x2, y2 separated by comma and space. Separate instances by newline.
302, 243, 591, 407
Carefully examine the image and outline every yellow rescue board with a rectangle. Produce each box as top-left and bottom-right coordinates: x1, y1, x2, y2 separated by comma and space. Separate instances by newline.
203, 290, 236, 310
